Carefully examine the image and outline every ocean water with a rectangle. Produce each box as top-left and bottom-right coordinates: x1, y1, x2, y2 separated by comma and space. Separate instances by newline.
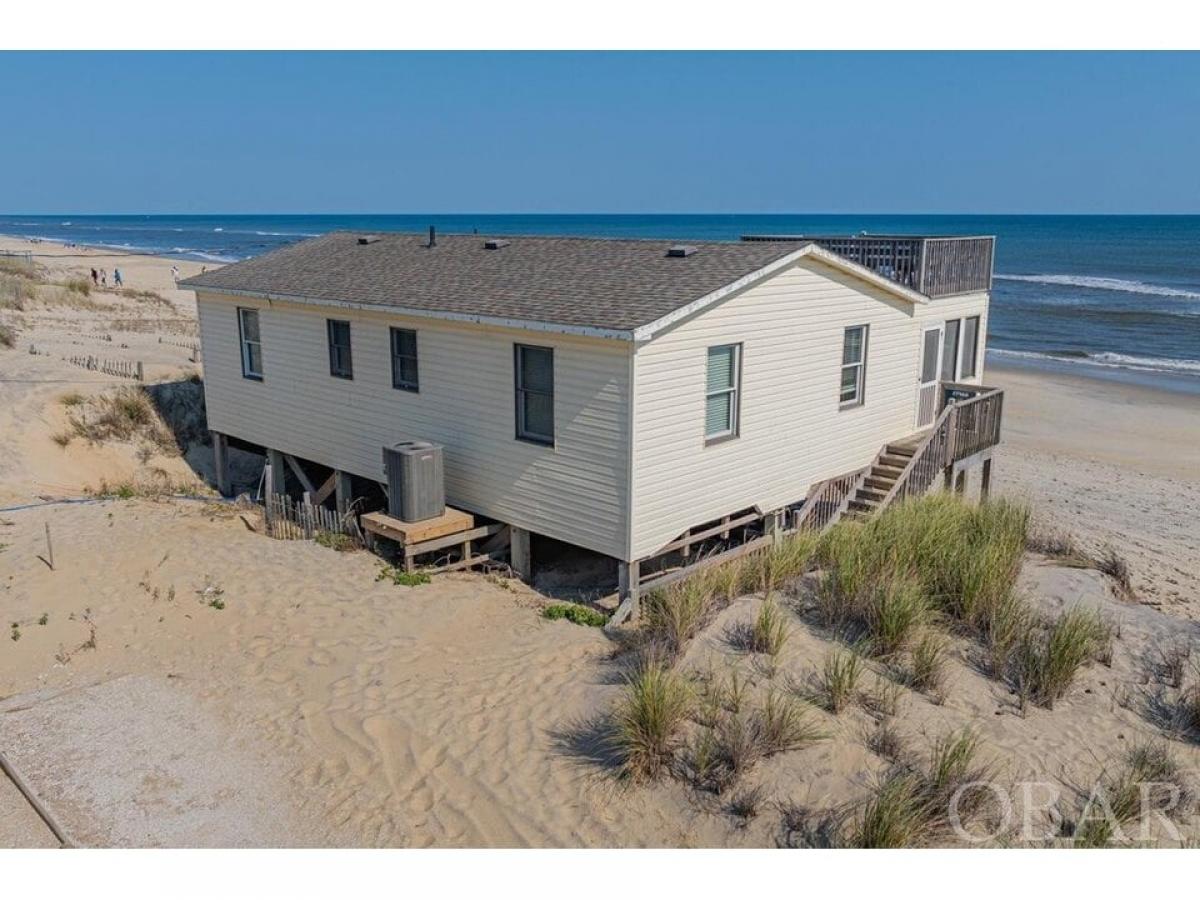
3, 213, 1198, 387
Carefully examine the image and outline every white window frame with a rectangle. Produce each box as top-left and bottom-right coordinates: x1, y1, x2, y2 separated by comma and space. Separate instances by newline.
514, 343, 555, 446
704, 343, 742, 444
839, 324, 869, 408
942, 318, 962, 382
237, 307, 263, 381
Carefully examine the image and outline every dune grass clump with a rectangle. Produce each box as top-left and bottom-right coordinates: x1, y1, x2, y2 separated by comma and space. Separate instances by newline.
0, 324, 16, 349
64, 277, 90, 296
816, 495, 1029, 651
1014, 607, 1112, 710
642, 572, 723, 663
851, 728, 993, 847
816, 647, 863, 714
687, 688, 824, 793
907, 630, 949, 698
542, 602, 608, 628
749, 598, 791, 660
313, 530, 357, 553
613, 651, 692, 782
1072, 742, 1191, 847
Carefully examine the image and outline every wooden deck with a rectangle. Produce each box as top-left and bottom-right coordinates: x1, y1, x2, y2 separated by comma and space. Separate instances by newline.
361, 508, 510, 574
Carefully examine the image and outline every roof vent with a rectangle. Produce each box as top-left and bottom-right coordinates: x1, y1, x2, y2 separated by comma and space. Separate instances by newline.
357, 235, 380, 245
666, 245, 698, 258
484, 239, 510, 250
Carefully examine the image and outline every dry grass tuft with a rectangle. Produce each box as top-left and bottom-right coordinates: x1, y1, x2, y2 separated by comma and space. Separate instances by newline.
749, 598, 791, 660
0, 323, 16, 349
907, 630, 949, 698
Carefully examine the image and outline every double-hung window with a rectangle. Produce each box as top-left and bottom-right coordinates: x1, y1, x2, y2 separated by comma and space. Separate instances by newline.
840, 325, 868, 407
390, 328, 419, 392
327, 319, 353, 379
237, 308, 263, 380
960, 316, 980, 379
705, 344, 741, 442
514, 344, 554, 445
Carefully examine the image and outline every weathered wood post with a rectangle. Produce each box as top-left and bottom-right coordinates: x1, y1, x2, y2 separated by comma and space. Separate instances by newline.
980, 456, 993, 499
510, 526, 532, 582
334, 470, 353, 517
211, 431, 231, 497
136, 361, 144, 382
44, 522, 54, 571
266, 448, 287, 495
616, 559, 641, 623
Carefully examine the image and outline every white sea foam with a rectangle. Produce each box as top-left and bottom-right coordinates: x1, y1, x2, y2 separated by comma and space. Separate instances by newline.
995, 273, 1200, 300
990, 348, 1200, 375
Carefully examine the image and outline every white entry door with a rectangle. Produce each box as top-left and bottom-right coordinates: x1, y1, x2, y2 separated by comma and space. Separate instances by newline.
915, 325, 943, 429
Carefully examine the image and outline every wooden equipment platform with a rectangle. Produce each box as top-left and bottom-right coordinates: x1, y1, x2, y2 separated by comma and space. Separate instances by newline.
361, 508, 510, 573
362, 507, 475, 546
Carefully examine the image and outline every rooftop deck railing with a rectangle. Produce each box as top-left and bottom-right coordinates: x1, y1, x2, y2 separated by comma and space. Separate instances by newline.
740, 234, 995, 299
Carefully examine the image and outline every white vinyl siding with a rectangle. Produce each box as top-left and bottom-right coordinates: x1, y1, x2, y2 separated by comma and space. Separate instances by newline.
630, 258, 932, 559
515, 344, 555, 445
197, 294, 631, 558
704, 344, 741, 441
237, 307, 263, 380
839, 325, 868, 407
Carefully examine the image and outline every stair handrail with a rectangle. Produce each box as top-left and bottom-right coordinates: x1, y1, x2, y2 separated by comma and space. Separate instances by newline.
878, 386, 1003, 510
793, 465, 870, 532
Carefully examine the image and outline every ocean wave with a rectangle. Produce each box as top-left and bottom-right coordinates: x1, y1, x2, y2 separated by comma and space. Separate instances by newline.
171, 247, 238, 263
990, 348, 1200, 375
995, 273, 1200, 300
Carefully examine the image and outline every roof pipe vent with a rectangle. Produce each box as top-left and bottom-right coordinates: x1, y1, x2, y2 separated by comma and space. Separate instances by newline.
666, 245, 698, 258
484, 239, 510, 250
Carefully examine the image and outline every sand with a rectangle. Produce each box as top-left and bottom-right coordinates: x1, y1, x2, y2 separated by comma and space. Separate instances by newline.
2, 236, 1199, 847
989, 362, 1200, 614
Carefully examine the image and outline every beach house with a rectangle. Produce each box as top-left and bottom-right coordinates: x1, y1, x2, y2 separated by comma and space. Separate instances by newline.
181, 230, 1002, 618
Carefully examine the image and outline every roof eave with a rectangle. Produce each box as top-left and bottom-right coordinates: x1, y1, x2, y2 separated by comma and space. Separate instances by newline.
182, 283, 638, 342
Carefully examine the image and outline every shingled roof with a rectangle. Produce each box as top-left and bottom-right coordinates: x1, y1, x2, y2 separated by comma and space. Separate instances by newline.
179, 231, 810, 337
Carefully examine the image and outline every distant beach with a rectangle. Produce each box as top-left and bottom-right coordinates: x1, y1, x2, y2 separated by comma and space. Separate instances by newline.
4, 213, 1198, 393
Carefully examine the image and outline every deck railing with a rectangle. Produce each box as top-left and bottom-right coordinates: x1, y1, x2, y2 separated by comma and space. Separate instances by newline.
880, 384, 1004, 507
740, 234, 994, 299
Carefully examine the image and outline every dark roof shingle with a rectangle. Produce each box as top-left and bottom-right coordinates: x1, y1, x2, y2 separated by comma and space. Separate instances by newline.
180, 231, 803, 334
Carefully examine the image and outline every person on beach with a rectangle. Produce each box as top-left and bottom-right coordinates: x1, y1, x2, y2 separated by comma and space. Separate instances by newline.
171, 264, 180, 285
113, 268, 123, 287
90, 267, 98, 286
100, 269, 107, 287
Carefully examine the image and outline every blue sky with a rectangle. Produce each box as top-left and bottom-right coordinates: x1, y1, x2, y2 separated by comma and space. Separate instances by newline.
1, 51, 1198, 214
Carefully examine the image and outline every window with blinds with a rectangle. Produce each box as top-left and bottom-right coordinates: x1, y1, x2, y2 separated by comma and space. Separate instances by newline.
515, 344, 554, 445
390, 327, 419, 392
705, 343, 741, 442
840, 325, 868, 407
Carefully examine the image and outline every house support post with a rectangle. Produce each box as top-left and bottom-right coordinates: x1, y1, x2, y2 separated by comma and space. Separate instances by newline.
954, 468, 968, 495
766, 509, 785, 547
211, 431, 231, 497
617, 559, 641, 623
266, 448, 287, 496
980, 456, 993, 499
334, 470, 354, 516
510, 526, 532, 582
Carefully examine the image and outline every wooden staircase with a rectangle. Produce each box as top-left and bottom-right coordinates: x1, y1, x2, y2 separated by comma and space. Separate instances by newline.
844, 434, 925, 522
